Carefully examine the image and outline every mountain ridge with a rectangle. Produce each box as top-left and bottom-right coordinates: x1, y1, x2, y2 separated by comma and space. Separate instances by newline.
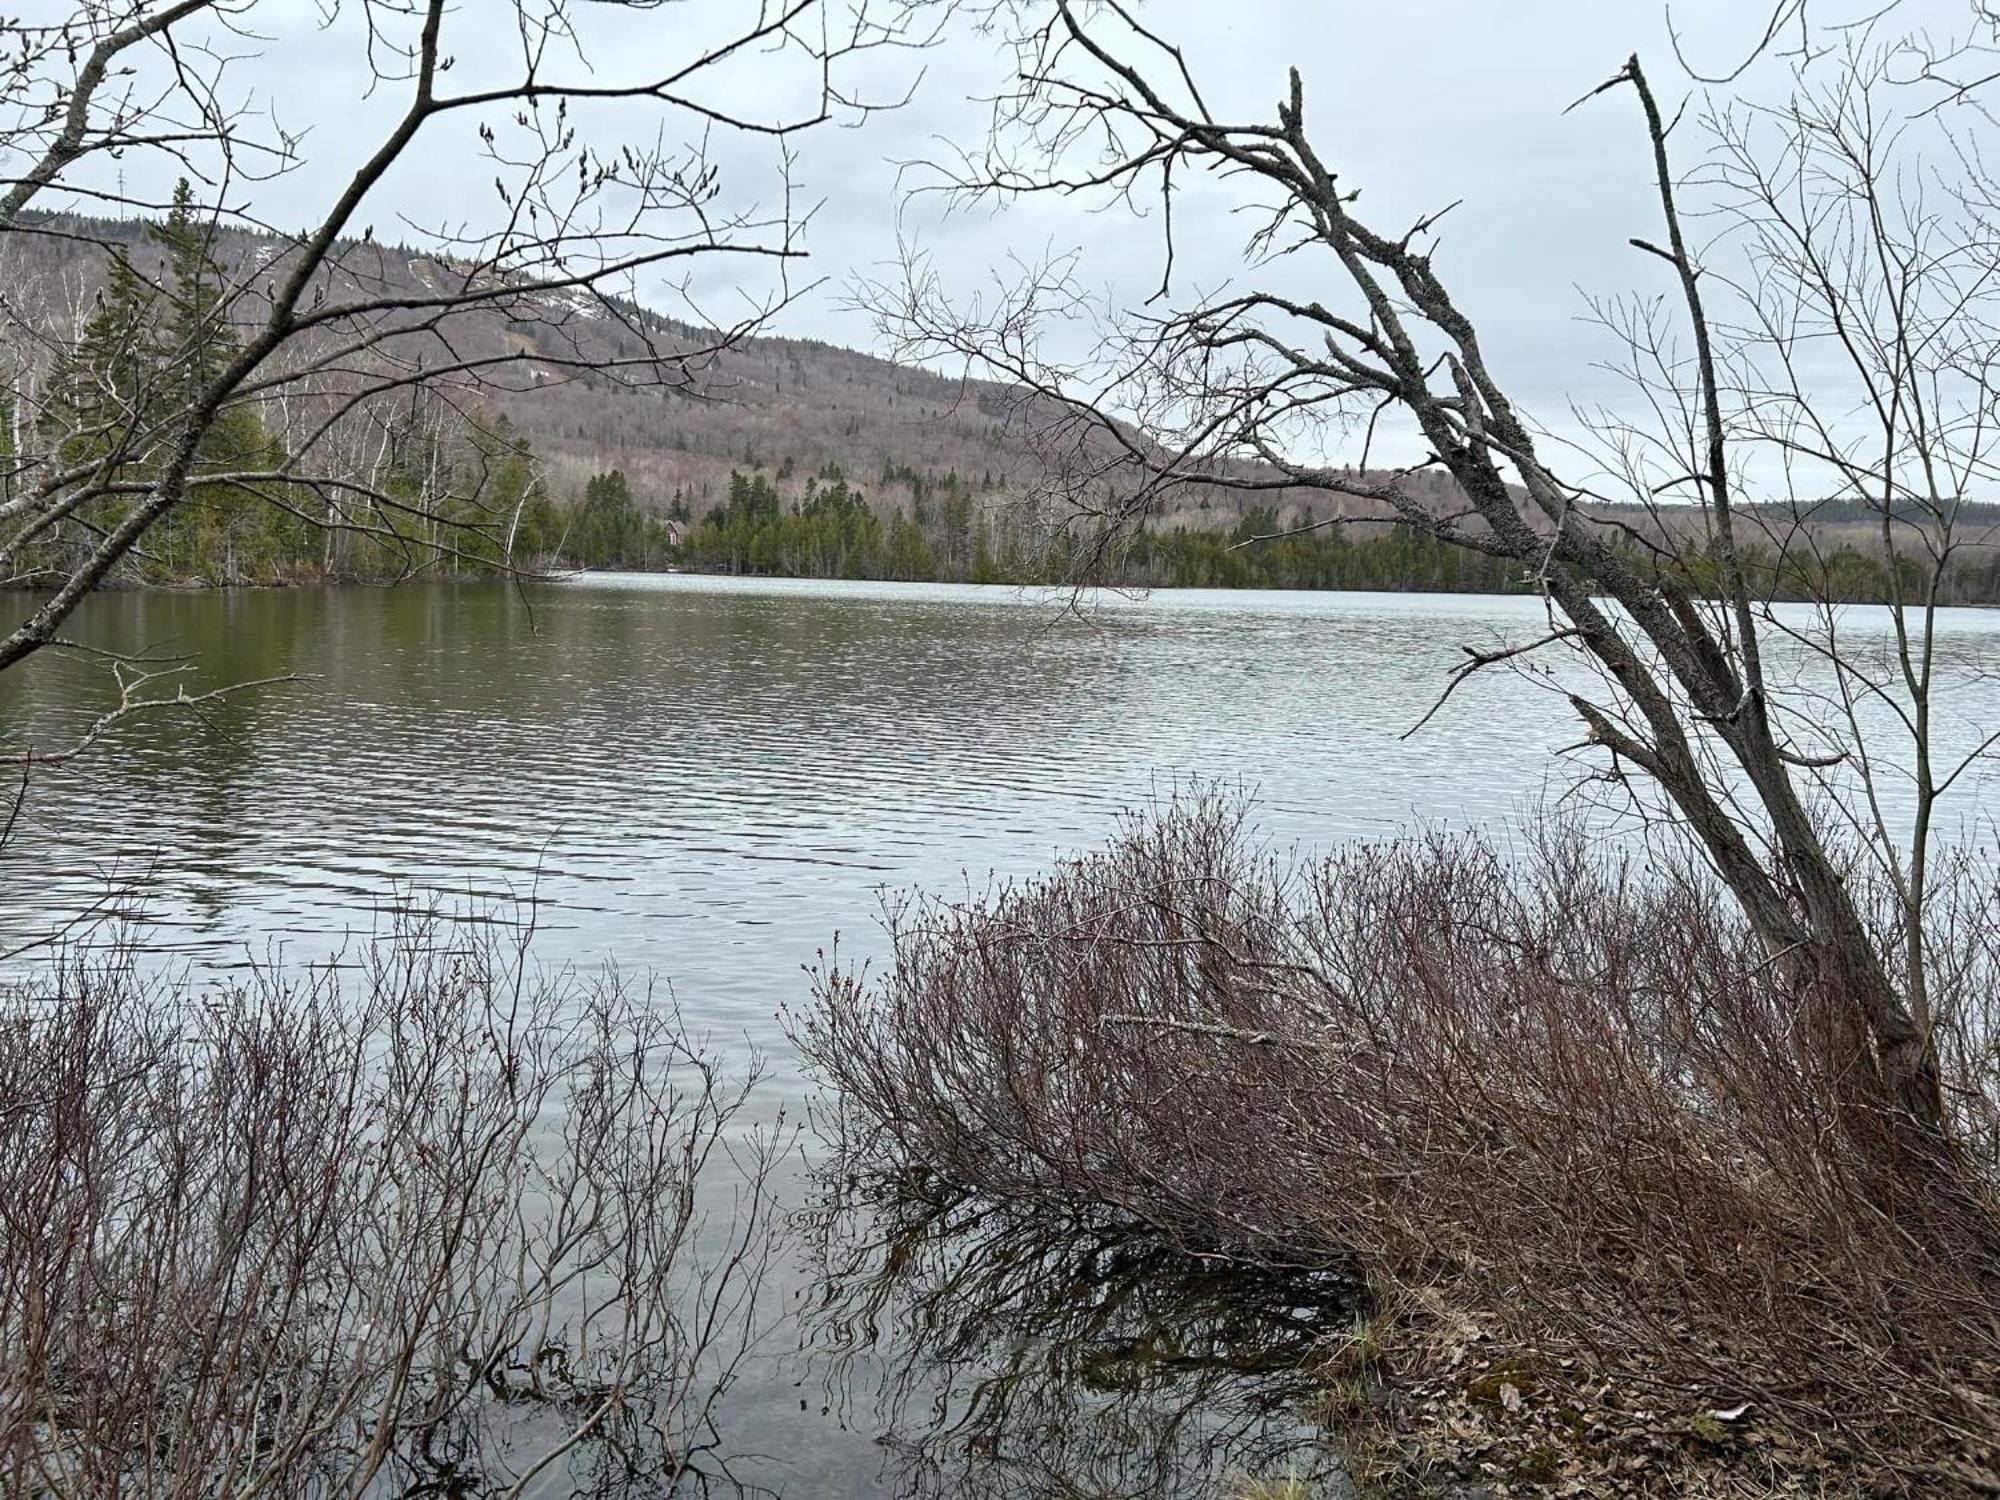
10, 211, 1999, 585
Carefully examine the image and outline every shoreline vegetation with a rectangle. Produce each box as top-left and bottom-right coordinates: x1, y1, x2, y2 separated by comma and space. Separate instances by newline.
12, 192, 1995, 605
0, 923, 780, 1495
799, 794, 2000, 1497
16, 456, 2000, 606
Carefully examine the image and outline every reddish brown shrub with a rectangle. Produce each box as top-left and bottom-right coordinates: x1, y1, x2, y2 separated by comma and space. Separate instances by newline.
799, 793, 2000, 1492
0, 924, 778, 1498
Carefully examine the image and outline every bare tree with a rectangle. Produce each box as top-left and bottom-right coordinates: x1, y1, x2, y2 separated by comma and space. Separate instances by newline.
0, 0, 929, 680
867, 1, 2000, 1191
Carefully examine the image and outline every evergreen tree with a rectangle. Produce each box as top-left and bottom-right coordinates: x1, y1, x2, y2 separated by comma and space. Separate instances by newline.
154, 178, 236, 415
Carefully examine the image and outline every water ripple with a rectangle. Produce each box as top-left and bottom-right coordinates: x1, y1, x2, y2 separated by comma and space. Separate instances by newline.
6, 574, 1997, 1045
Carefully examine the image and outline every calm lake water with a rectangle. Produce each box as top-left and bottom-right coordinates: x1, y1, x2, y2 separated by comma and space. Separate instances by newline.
0, 575, 1589, 1004
4, 573, 1995, 1495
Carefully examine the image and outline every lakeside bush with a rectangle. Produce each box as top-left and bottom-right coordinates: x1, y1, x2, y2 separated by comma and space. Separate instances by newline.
798, 795, 2000, 1494
0, 925, 777, 1497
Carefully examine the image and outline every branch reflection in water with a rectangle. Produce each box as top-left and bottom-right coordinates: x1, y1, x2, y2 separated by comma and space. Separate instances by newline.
799, 1171, 1357, 1499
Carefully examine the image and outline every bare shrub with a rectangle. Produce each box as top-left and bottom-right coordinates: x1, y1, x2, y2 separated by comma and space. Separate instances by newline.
799, 793, 2000, 1492
0, 923, 779, 1497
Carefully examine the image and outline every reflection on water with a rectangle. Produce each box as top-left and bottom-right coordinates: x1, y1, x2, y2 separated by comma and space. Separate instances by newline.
0, 577, 1579, 1008
798, 1174, 1355, 1499
6, 575, 1996, 1014
362, 1171, 1357, 1498
379, 1382, 760, 1500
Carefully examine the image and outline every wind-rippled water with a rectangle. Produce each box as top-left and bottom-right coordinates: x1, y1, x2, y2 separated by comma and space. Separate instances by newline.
0, 576, 1585, 1014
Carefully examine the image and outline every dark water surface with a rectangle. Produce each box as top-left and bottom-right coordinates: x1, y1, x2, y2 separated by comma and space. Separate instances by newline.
6, 574, 1992, 1494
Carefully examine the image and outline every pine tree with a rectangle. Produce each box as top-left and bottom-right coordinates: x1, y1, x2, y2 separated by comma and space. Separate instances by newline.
153, 178, 237, 417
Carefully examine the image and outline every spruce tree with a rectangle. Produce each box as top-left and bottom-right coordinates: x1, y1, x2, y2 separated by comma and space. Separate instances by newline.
153, 179, 236, 416
148, 180, 281, 578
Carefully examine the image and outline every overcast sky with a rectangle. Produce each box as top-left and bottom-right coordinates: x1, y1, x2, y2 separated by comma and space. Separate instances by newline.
24, 0, 1984, 469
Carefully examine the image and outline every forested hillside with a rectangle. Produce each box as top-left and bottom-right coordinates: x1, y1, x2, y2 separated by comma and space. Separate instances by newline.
8, 207, 2000, 600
